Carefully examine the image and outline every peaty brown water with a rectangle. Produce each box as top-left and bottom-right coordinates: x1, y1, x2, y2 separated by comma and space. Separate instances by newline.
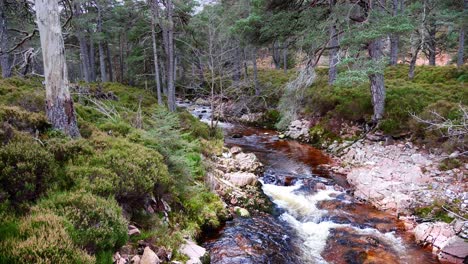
179, 102, 439, 264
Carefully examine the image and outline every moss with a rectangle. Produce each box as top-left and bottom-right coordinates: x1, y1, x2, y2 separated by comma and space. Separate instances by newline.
309, 124, 340, 146
438, 158, 462, 171
98, 120, 133, 136
36, 191, 128, 253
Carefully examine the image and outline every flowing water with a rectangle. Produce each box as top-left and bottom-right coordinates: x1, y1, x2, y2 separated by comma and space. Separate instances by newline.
179, 102, 440, 264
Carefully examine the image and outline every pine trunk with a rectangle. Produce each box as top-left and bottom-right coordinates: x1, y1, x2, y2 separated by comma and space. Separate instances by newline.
0, 0, 11, 78
283, 44, 288, 73
368, 2, 386, 122
150, 10, 163, 105
328, 0, 338, 85
35, 0, 80, 137
106, 43, 113, 82
166, 0, 176, 111
89, 37, 96, 81
457, 0, 467, 68
272, 41, 281, 69
252, 47, 259, 96
428, 20, 436, 66
409, 45, 421, 79
389, 0, 399, 65
97, 4, 107, 82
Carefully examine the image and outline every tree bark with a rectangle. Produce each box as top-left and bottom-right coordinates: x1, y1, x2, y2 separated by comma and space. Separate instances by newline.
0, 0, 12, 78
457, 0, 467, 68
252, 47, 259, 95
166, 0, 176, 111
328, 0, 338, 85
150, 6, 163, 105
368, 1, 386, 122
283, 43, 288, 73
272, 40, 281, 69
409, 45, 420, 79
457, 28, 465, 68
389, 0, 400, 65
35, 0, 80, 137
96, 4, 107, 82
74, 3, 92, 83
89, 37, 96, 81
105, 43, 113, 82
234, 46, 241, 81
427, 19, 436, 66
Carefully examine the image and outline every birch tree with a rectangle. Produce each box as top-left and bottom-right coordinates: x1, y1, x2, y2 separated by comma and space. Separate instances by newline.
35, 0, 80, 137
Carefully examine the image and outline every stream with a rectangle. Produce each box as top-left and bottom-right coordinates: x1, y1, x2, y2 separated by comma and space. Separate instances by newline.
179, 101, 440, 264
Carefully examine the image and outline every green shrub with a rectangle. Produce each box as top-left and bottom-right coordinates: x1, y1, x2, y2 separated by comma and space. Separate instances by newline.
36, 191, 128, 253
77, 136, 171, 204
46, 138, 94, 162
0, 211, 95, 264
0, 140, 57, 208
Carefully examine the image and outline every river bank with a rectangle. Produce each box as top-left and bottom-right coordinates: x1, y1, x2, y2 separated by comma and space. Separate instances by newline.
274, 116, 468, 263
196, 97, 467, 263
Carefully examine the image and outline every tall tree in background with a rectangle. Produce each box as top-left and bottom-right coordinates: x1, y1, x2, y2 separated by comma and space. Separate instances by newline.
328, 0, 338, 85
149, 0, 163, 105
457, 0, 467, 68
389, 0, 402, 65
0, 0, 12, 78
35, 0, 80, 137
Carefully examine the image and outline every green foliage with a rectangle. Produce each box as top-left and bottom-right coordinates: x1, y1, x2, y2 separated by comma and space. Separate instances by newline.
36, 191, 128, 253
0, 212, 95, 264
439, 158, 462, 171
76, 136, 171, 204
0, 139, 57, 208
98, 121, 133, 136
309, 124, 340, 146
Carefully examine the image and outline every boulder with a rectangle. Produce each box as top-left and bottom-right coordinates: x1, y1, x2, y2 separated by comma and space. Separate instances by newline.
234, 207, 250, 217
140, 247, 160, 264
194, 98, 210, 106
180, 240, 207, 264
130, 255, 141, 264
128, 225, 141, 236
230, 146, 242, 155
225, 172, 257, 187
438, 235, 468, 263
285, 119, 310, 140
113, 252, 127, 264
234, 152, 263, 173
414, 222, 455, 251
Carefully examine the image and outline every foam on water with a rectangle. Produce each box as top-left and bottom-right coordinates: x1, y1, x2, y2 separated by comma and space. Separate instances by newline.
262, 181, 408, 263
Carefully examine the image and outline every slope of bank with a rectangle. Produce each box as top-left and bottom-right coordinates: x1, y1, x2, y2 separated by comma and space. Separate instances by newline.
0, 77, 226, 263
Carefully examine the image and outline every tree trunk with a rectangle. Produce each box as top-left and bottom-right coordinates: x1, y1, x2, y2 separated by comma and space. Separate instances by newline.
234, 46, 241, 81
150, 9, 163, 105
35, 0, 80, 137
283, 43, 288, 73
389, 0, 400, 65
0, 0, 11, 78
252, 47, 259, 95
119, 33, 124, 83
272, 41, 281, 69
457, 0, 467, 68
89, 37, 96, 81
97, 4, 107, 82
367, 1, 386, 122
74, 3, 92, 83
328, 25, 339, 85
428, 19, 436, 66
105, 43, 113, 82
166, 0, 176, 111
408, 45, 420, 79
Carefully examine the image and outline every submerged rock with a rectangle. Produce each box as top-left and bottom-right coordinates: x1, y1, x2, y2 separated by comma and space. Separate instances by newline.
204, 216, 300, 264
